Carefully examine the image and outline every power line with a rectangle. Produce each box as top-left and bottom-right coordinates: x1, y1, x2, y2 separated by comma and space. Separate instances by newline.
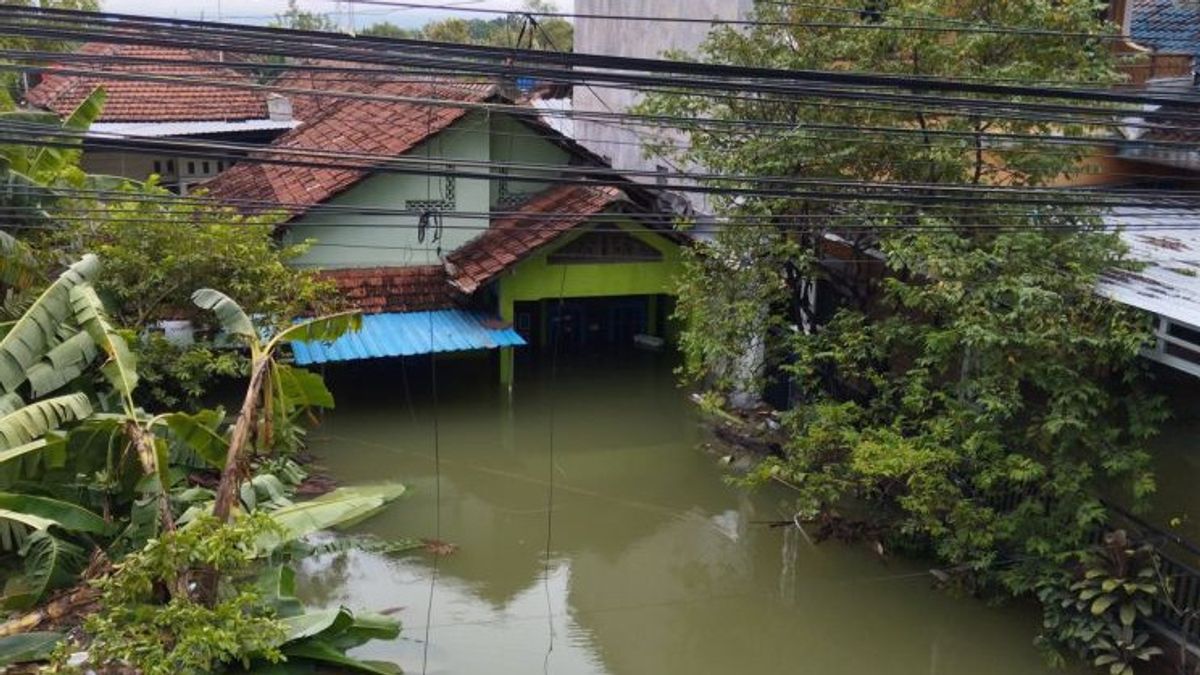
5, 5, 1200, 111
7, 120, 1200, 209
341, 0, 1137, 42
18, 55, 1200, 142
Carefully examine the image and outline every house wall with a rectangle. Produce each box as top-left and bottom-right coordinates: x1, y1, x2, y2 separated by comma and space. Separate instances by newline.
284, 112, 490, 268
495, 217, 684, 386
496, 221, 684, 320
573, 0, 753, 214
285, 111, 578, 269
489, 114, 573, 206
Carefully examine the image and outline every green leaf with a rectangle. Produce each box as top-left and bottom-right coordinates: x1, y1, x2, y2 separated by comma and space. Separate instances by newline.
1091, 594, 1118, 615
2, 531, 86, 609
282, 639, 401, 675
270, 311, 361, 351
27, 330, 98, 397
29, 86, 106, 180
0, 255, 99, 394
0, 230, 40, 292
281, 608, 352, 642
259, 484, 406, 552
191, 288, 256, 343
159, 411, 228, 469
0, 438, 48, 466
275, 364, 335, 411
70, 284, 138, 399
0, 492, 111, 534
1119, 602, 1137, 627
0, 631, 64, 665
0, 393, 92, 451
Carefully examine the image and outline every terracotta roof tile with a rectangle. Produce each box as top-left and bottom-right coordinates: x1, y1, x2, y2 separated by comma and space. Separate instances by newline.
204, 70, 495, 212
25, 43, 271, 122
445, 184, 623, 294
322, 265, 461, 313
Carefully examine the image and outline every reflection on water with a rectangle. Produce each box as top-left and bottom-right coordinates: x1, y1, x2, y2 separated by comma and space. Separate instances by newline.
1145, 369, 1200, 540
297, 353, 1081, 675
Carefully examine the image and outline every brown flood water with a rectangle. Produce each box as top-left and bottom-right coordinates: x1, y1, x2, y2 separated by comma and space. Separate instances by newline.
296, 352, 1084, 675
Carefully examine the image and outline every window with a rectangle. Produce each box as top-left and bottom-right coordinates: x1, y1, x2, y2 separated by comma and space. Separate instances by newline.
655, 165, 669, 186
548, 231, 664, 265
202, 161, 210, 174
167, 160, 176, 173
187, 161, 196, 175
405, 171, 456, 211
153, 160, 162, 174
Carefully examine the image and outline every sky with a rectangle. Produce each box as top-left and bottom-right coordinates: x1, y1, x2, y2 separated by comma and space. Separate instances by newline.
101, 0, 574, 28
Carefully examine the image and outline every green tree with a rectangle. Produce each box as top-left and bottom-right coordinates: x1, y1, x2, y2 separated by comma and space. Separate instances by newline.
640, 0, 1166, 666
271, 0, 341, 33
40, 180, 337, 408
0, 0, 99, 105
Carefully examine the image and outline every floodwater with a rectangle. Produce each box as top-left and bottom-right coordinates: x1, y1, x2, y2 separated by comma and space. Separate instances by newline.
1143, 370, 1200, 542
296, 353, 1081, 675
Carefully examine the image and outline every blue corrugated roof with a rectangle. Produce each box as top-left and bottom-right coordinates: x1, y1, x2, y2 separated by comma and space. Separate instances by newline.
290, 310, 526, 365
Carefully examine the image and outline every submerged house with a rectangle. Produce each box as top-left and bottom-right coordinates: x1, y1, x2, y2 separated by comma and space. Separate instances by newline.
23, 43, 296, 192
203, 70, 688, 386
1095, 0, 1200, 378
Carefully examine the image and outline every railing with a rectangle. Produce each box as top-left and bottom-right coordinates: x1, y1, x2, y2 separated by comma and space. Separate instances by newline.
1118, 53, 1195, 87
1106, 501, 1200, 648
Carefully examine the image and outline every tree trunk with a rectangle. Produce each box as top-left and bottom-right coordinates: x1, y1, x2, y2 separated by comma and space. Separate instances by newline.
211, 357, 271, 523
125, 422, 175, 534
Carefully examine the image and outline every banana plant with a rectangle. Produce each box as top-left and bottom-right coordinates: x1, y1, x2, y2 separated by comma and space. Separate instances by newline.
191, 289, 360, 523
0, 86, 107, 196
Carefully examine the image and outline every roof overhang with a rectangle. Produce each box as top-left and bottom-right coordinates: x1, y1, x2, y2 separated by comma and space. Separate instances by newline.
1099, 207, 1200, 327
290, 309, 525, 365
88, 118, 299, 138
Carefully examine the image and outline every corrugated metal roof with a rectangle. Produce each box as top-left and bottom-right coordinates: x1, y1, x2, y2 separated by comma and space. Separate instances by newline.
88, 119, 299, 138
1099, 207, 1200, 327
290, 310, 526, 365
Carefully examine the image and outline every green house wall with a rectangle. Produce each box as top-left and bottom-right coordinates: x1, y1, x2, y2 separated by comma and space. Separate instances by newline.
284, 111, 573, 269
497, 220, 683, 321
495, 219, 684, 385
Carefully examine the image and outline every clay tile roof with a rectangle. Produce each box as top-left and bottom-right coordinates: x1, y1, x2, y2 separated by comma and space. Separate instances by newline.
1132, 0, 1200, 59
322, 265, 461, 314
25, 43, 271, 123
204, 71, 496, 212
445, 184, 624, 294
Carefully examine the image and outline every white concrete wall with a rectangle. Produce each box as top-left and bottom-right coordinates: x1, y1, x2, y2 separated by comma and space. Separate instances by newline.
573, 0, 753, 214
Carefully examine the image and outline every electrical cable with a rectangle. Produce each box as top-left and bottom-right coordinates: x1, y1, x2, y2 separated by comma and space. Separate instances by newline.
5, 5, 1200, 111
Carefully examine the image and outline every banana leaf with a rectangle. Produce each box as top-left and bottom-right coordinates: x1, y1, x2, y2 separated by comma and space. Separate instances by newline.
0, 631, 64, 666
191, 288, 257, 343
2, 531, 86, 609
70, 284, 137, 399
258, 484, 406, 552
27, 330, 98, 397
0, 255, 99, 394
0, 393, 92, 450
0, 492, 111, 534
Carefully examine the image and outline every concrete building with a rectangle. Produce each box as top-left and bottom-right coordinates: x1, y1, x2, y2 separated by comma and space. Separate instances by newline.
573, 0, 754, 213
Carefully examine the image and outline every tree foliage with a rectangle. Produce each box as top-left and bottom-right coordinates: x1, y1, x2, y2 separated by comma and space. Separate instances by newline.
640, 0, 1167, 667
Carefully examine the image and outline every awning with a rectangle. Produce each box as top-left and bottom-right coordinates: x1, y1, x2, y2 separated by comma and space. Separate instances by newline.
1099, 207, 1200, 328
290, 310, 526, 365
